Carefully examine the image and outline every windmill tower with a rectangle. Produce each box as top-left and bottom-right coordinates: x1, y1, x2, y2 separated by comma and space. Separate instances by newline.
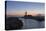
25, 11, 27, 16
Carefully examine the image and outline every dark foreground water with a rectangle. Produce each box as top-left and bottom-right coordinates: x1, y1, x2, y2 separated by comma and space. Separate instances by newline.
19, 18, 45, 29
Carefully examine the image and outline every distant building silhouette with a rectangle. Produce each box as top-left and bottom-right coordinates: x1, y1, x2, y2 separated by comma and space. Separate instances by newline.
24, 11, 32, 19
24, 11, 44, 21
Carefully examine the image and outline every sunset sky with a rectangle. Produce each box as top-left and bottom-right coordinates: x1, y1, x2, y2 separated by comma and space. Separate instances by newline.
6, 1, 45, 16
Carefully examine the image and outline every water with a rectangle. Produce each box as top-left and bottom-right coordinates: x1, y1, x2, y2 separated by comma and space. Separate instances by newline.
19, 18, 44, 29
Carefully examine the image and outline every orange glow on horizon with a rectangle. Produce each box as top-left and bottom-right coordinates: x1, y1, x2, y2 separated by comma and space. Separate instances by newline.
7, 11, 44, 16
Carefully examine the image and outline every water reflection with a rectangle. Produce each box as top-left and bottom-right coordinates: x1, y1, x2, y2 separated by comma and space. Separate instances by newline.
19, 18, 44, 29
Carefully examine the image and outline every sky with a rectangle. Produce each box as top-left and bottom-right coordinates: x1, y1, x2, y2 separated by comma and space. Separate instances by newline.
6, 1, 45, 16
